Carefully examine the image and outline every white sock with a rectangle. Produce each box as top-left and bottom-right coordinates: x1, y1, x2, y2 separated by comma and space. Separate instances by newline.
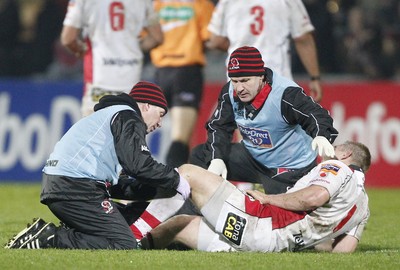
130, 193, 185, 240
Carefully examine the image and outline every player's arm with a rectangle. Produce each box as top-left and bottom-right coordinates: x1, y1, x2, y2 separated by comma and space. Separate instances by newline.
140, 4, 164, 52
247, 185, 330, 211
60, 25, 86, 58
140, 23, 163, 52
293, 32, 323, 102
206, 33, 230, 51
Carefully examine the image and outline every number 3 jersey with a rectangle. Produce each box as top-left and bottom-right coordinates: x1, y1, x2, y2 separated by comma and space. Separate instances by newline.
208, 0, 314, 79
63, 0, 157, 92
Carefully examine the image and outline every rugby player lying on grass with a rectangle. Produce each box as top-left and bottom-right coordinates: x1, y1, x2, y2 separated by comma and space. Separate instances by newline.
139, 141, 371, 253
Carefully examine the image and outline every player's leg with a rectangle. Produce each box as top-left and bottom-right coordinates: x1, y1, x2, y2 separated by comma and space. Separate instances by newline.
148, 165, 242, 250
166, 106, 197, 167
140, 215, 200, 249
129, 193, 185, 240
165, 65, 203, 168
81, 83, 96, 117
178, 164, 225, 209
141, 214, 234, 251
141, 165, 240, 251
132, 164, 224, 242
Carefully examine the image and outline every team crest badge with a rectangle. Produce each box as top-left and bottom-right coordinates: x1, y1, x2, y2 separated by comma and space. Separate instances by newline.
101, 199, 114, 214
229, 58, 240, 70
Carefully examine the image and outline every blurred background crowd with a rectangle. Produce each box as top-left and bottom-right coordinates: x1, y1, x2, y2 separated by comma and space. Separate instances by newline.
0, 0, 399, 81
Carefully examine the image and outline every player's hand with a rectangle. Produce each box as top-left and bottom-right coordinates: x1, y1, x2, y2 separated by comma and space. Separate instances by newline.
176, 175, 190, 200
309, 80, 323, 103
208, 159, 227, 179
312, 136, 335, 158
246, 190, 268, 204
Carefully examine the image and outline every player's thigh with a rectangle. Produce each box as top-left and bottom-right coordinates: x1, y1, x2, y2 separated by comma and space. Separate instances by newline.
205, 183, 272, 251
171, 65, 203, 108
197, 217, 235, 252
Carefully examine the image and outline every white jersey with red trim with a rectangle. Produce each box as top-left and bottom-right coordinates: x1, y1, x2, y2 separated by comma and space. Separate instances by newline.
208, 0, 314, 79
63, 0, 156, 92
200, 159, 369, 252
271, 160, 370, 251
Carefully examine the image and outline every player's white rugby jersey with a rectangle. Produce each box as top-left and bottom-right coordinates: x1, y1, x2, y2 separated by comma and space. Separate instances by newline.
64, 0, 156, 92
271, 160, 369, 251
200, 159, 369, 252
208, 0, 314, 79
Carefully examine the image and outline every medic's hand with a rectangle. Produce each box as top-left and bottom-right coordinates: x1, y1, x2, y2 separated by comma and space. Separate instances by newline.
312, 136, 335, 158
176, 175, 190, 200
207, 159, 227, 179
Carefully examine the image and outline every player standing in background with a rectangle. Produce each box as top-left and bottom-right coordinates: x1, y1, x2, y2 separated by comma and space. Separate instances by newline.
207, 0, 324, 102
61, 0, 163, 117
150, 0, 215, 168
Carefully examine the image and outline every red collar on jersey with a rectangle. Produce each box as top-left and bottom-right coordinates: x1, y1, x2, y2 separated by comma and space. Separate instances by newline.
251, 82, 272, 110
234, 81, 272, 120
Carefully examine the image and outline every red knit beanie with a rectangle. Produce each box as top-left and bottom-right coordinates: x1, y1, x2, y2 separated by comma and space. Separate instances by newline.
129, 81, 168, 113
228, 46, 265, 78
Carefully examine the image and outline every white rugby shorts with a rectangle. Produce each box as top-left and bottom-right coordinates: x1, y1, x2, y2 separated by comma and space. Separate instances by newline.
199, 181, 275, 252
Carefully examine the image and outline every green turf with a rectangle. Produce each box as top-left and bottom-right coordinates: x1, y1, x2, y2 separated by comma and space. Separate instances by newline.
1, 183, 399, 270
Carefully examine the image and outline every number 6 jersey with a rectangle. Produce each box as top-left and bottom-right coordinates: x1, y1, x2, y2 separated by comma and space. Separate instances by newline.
63, 0, 157, 92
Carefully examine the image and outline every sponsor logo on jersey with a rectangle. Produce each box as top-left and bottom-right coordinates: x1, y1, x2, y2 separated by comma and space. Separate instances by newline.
223, 212, 247, 246
102, 58, 140, 67
238, 124, 272, 148
141, 145, 149, 152
310, 178, 330, 185
45, 160, 58, 167
320, 163, 341, 175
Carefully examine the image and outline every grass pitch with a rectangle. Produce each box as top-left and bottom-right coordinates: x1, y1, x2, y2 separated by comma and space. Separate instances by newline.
0, 183, 399, 270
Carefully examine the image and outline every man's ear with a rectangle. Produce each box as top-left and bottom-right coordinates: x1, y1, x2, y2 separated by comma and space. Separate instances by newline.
138, 102, 150, 112
339, 150, 352, 161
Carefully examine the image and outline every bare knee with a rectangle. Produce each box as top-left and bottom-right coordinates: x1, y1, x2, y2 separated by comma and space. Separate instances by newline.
178, 164, 197, 175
